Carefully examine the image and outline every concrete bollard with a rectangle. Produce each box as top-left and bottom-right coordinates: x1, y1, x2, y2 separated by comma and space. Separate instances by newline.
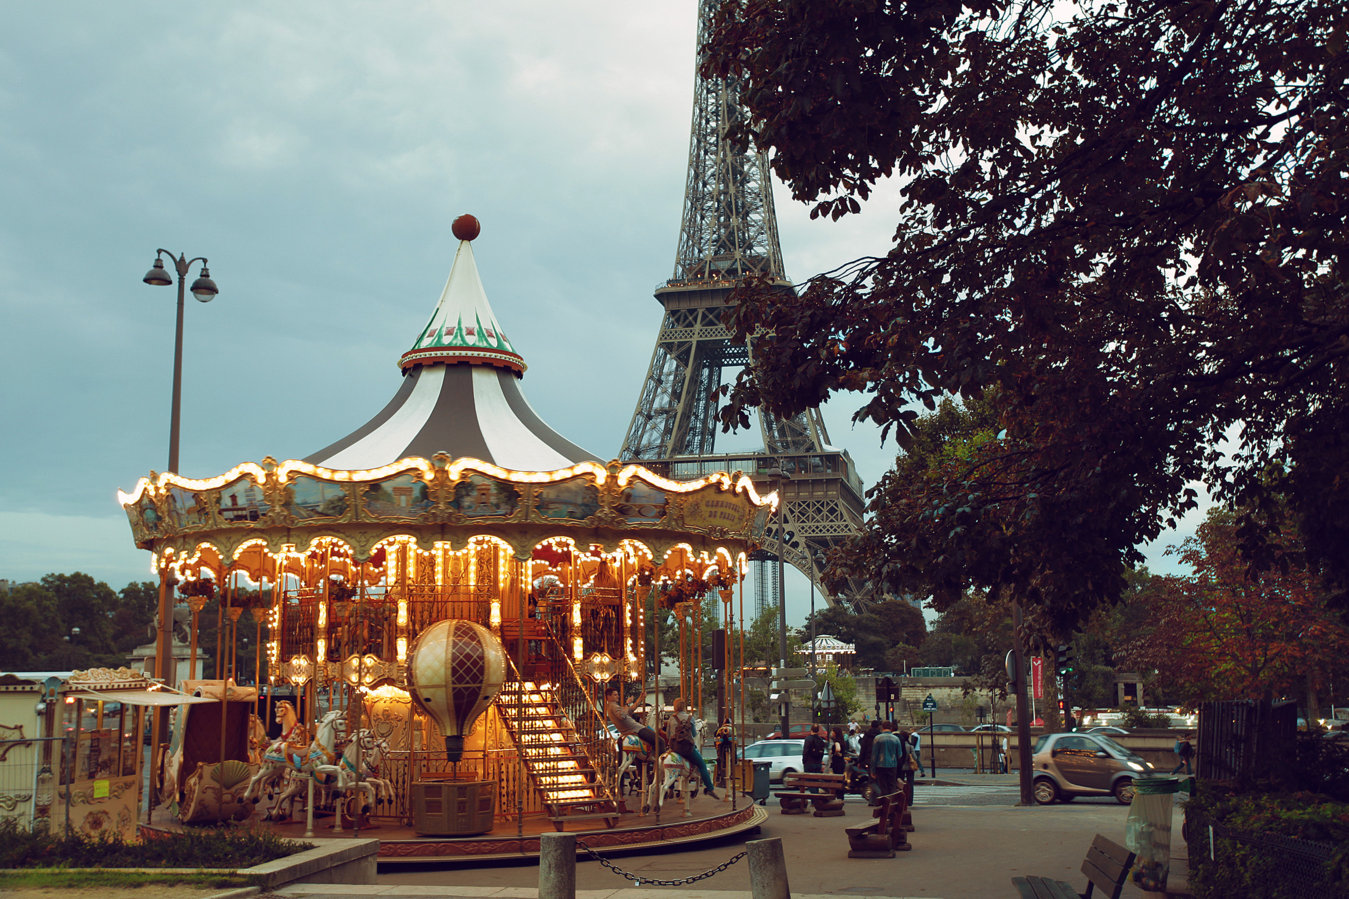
539, 831, 577, 899
747, 836, 791, 899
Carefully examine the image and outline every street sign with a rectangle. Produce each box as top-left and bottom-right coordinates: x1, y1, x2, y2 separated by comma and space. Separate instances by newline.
1031, 656, 1045, 699
922, 694, 938, 711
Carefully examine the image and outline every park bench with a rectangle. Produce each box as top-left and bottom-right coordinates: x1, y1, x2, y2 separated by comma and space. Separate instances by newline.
1011, 833, 1135, 899
775, 771, 846, 816
845, 790, 912, 858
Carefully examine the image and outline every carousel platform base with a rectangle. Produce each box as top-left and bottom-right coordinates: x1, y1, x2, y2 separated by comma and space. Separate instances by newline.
147, 797, 766, 865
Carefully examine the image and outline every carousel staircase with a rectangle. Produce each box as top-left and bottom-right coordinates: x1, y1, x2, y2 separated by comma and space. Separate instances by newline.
495, 681, 619, 830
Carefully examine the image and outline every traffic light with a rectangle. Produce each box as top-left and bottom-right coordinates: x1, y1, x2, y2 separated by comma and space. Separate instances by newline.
1056, 643, 1074, 676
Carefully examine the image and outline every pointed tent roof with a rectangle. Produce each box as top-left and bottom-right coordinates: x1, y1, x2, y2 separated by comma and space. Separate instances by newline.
305, 215, 600, 472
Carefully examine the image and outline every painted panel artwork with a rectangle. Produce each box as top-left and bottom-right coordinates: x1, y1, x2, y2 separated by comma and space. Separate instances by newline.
451, 474, 519, 518
219, 476, 269, 523
166, 487, 214, 530
536, 480, 600, 521
362, 474, 432, 518
616, 482, 668, 525
286, 476, 349, 519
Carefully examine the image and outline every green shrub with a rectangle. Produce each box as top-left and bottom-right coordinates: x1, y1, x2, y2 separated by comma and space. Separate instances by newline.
0, 819, 310, 869
1185, 787, 1349, 898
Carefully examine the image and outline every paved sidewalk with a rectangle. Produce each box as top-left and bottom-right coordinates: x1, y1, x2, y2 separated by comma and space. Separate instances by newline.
248, 781, 1191, 899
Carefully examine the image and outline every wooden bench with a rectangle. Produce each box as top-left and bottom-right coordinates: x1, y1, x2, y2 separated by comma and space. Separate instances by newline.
775, 771, 846, 816
845, 790, 911, 858
1012, 834, 1136, 899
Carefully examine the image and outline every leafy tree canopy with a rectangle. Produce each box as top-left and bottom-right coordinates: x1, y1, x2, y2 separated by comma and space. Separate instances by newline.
802, 596, 925, 669
1116, 507, 1349, 707
706, 0, 1349, 621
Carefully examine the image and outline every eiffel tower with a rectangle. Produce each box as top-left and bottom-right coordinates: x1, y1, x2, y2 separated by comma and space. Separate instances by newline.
620, 0, 867, 611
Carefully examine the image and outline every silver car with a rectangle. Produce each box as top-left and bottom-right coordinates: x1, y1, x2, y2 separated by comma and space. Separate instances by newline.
739, 738, 805, 783
1031, 732, 1154, 804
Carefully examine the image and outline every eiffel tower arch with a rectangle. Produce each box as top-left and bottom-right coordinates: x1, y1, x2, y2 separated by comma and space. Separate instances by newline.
620, 0, 867, 611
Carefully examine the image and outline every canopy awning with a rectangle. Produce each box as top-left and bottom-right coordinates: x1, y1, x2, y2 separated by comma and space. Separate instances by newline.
71, 689, 215, 707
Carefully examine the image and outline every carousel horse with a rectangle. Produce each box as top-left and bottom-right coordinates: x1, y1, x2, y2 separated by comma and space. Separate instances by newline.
315, 728, 393, 826
246, 714, 269, 766
614, 732, 653, 797
242, 700, 308, 805
247, 708, 346, 821
644, 718, 704, 818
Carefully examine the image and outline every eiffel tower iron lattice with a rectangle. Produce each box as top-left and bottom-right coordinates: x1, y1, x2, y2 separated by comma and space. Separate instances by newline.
620, 0, 867, 611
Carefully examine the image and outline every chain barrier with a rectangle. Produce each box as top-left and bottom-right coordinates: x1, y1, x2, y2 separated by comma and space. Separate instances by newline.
575, 839, 747, 886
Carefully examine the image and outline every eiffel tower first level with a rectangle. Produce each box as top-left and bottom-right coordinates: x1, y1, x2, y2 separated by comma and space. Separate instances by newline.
620, 0, 866, 611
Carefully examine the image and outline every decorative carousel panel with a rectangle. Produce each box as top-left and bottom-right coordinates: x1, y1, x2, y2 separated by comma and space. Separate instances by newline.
533, 478, 600, 522
615, 481, 669, 525
284, 476, 351, 521
218, 475, 270, 524
679, 484, 760, 535
124, 492, 165, 544
359, 472, 434, 520
449, 473, 520, 519
166, 486, 216, 531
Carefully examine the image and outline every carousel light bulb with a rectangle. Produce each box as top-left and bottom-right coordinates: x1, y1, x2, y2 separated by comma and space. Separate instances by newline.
317, 601, 328, 629
490, 599, 501, 630
571, 599, 581, 628
397, 599, 408, 627
396, 636, 408, 662
407, 618, 506, 763
316, 637, 327, 663
572, 635, 583, 662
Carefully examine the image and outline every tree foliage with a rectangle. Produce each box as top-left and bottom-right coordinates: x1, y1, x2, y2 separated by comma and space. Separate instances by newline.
0, 574, 157, 671
1117, 508, 1349, 706
706, 0, 1349, 622
802, 596, 925, 669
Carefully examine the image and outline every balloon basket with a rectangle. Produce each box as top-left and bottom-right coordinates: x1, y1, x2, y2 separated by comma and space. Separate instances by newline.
411, 778, 496, 836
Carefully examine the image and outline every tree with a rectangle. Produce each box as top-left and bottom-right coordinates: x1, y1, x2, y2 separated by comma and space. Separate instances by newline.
1117, 508, 1349, 708
801, 596, 925, 669
706, 0, 1349, 621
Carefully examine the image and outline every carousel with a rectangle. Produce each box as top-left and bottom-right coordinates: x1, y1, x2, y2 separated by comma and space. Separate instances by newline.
118, 215, 774, 859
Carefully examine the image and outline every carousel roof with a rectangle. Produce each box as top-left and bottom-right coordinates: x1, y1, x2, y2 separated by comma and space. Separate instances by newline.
305, 215, 600, 472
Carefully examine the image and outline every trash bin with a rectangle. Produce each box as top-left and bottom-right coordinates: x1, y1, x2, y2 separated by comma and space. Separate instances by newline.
1125, 775, 1181, 891
739, 759, 771, 804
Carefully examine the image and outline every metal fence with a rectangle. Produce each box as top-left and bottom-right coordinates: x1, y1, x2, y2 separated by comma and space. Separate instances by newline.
1197, 699, 1297, 785
1188, 814, 1337, 898
0, 736, 65, 828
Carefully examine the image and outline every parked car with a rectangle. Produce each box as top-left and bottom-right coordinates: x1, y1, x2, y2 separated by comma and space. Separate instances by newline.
739, 738, 805, 783
1031, 732, 1155, 805
764, 724, 814, 739
923, 723, 966, 732
969, 724, 1012, 733
1084, 725, 1130, 735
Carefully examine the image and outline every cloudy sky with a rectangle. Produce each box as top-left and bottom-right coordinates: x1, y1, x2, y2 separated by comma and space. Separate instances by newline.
0, 2, 1192, 627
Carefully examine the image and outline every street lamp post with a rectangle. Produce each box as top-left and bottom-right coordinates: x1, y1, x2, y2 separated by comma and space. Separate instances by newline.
142, 250, 218, 807
766, 467, 790, 738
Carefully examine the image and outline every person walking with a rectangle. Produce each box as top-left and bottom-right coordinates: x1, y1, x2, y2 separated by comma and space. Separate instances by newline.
871, 722, 901, 800
898, 729, 917, 790
829, 726, 848, 775
803, 724, 827, 773
665, 697, 723, 800
910, 729, 926, 777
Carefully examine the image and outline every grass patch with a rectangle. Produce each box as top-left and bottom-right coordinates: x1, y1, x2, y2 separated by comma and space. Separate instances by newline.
0, 868, 256, 889
0, 818, 311, 870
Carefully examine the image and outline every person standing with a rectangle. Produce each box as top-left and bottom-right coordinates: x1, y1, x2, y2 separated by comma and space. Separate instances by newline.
859, 719, 881, 774
1171, 732, 1195, 775
898, 730, 917, 790
714, 720, 734, 786
830, 726, 848, 775
665, 698, 723, 800
802, 724, 827, 773
871, 722, 901, 800
910, 729, 925, 777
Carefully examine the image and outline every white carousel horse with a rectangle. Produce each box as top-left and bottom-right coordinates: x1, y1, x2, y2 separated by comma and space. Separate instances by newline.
247, 709, 346, 821
614, 732, 653, 797
644, 718, 704, 817
247, 714, 268, 766
315, 728, 393, 827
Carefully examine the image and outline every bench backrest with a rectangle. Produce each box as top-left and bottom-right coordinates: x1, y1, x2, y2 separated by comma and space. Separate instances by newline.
782, 771, 843, 787
873, 791, 905, 834
1080, 834, 1135, 899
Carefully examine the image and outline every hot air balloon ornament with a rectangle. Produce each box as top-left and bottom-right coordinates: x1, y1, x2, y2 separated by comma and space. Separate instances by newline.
407, 619, 507, 763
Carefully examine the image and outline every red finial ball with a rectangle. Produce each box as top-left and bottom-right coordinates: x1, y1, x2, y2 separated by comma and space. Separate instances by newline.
452, 214, 481, 242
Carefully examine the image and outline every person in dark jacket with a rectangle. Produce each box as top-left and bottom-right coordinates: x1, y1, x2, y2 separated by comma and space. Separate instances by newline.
802, 724, 827, 773
859, 719, 881, 772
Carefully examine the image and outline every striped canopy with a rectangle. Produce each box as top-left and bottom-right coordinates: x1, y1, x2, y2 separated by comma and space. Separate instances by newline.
305, 221, 600, 472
